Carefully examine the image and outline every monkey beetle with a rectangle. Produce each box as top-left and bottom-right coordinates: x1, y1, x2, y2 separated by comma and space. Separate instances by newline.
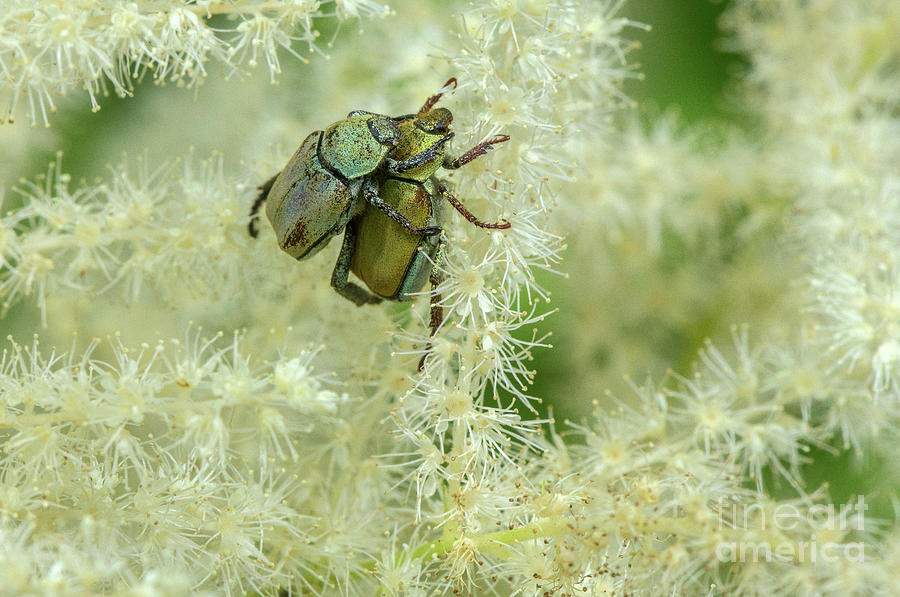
249, 79, 510, 364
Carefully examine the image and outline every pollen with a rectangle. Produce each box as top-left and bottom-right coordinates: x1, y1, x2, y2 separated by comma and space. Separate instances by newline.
442, 388, 474, 418
698, 403, 725, 431
459, 266, 485, 298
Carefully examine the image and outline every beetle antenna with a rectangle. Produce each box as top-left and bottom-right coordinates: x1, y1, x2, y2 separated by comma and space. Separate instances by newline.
418, 78, 458, 114
438, 184, 511, 230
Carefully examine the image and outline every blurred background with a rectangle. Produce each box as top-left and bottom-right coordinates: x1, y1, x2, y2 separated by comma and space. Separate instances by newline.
532, 0, 754, 419
626, 0, 740, 124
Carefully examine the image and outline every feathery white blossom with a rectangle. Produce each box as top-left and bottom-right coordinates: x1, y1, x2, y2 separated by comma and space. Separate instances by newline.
0, 0, 389, 126
2, 0, 899, 594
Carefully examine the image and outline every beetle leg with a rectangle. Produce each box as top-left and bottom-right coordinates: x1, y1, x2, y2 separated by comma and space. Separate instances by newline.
331, 223, 382, 306
427, 260, 445, 336
437, 184, 511, 230
383, 133, 454, 175
363, 184, 442, 236
419, 241, 446, 371
248, 173, 278, 238
442, 134, 510, 170
418, 78, 458, 114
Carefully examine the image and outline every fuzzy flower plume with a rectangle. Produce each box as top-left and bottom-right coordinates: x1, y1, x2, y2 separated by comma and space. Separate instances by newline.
2, 0, 900, 595
723, 0, 900, 445
0, 332, 350, 594
551, 0, 899, 593
0, 0, 390, 126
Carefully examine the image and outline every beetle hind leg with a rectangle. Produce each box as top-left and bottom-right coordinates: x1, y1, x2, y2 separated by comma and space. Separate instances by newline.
428, 269, 445, 337
331, 224, 382, 306
248, 173, 278, 238
419, 243, 446, 371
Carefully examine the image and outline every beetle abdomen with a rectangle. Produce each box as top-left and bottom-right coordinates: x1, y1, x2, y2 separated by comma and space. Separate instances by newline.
265, 131, 353, 260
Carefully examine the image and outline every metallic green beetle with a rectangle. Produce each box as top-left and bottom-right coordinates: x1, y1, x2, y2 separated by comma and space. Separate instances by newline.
249, 79, 509, 313
326, 79, 511, 331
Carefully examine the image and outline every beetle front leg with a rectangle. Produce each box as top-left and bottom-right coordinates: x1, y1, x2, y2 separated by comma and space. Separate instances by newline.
331, 223, 382, 306
248, 173, 278, 238
383, 133, 453, 175
442, 134, 510, 170
363, 183, 442, 236
418, 77, 457, 114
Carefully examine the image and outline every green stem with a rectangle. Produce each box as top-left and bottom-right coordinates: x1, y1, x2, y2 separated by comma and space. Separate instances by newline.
408, 516, 574, 561
403, 512, 808, 564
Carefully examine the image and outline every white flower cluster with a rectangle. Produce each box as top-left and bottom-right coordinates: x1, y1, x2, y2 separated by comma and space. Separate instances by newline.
405, 0, 645, 394
0, 152, 264, 324
0, 0, 389, 126
2, 0, 899, 594
725, 0, 900, 439
0, 331, 357, 595
541, 0, 900, 593
0, 0, 649, 593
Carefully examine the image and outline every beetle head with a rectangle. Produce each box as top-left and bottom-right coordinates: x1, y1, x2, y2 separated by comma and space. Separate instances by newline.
415, 107, 452, 135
